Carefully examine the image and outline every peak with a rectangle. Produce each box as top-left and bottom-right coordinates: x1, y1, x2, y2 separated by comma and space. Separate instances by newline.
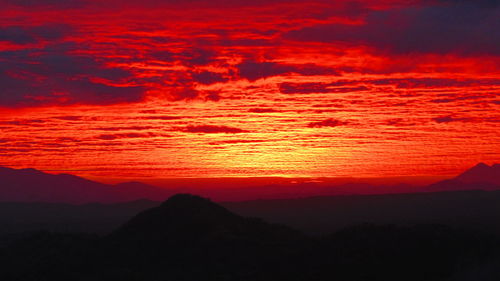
111, 194, 242, 241
454, 162, 500, 186
160, 194, 224, 212
473, 162, 490, 169
164, 194, 210, 204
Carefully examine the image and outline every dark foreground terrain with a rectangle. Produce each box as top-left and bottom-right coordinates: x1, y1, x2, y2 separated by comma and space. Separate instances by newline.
1, 194, 500, 281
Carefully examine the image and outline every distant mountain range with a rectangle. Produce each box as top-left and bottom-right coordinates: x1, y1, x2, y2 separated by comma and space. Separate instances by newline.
0, 163, 498, 204
0, 167, 174, 204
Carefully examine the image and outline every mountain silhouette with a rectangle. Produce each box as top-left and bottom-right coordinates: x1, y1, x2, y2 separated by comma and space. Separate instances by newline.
455, 163, 500, 185
98, 194, 306, 281
111, 194, 303, 243
2, 194, 500, 281
0, 166, 173, 204
2, 163, 499, 205
429, 163, 500, 191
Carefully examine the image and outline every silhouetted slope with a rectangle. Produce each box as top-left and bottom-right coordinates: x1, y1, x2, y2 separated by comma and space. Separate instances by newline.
0, 166, 173, 203
0, 200, 160, 234
6, 190, 500, 236
113, 194, 300, 242
103, 194, 306, 280
311, 224, 499, 281
224, 190, 500, 234
455, 163, 500, 185
429, 163, 500, 191
1, 194, 500, 281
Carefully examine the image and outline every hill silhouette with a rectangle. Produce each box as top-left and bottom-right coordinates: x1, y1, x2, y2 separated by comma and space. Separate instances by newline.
0, 166, 173, 204
101, 194, 306, 280
1, 163, 499, 204
1, 194, 500, 281
109, 194, 304, 249
455, 163, 500, 185
429, 163, 500, 192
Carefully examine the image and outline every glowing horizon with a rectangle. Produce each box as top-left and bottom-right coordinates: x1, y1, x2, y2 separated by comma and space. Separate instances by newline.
1, 0, 499, 181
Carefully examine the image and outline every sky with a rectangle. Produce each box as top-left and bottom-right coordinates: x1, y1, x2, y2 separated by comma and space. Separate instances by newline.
0, 0, 499, 181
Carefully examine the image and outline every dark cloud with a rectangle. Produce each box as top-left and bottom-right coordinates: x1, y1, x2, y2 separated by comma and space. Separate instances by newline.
430, 98, 454, 103
385, 118, 419, 126
248, 108, 279, 113
3, 0, 86, 9
279, 78, 500, 95
0, 24, 72, 45
432, 115, 478, 123
237, 61, 337, 81
93, 126, 158, 131
430, 94, 493, 103
280, 83, 334, 94
182, 48, 217, 65
139, 116, 182, 121
96, 133, 157, 140
170, 87, 200, 100
279, 82, 368, 94
209, 139, 268, 145
308, 118, 348, 128
52, 116, 83, 121
184, 125, 247, 133
191, 71, 228, 85
0, 43, 146, 107
149, 48, 217, 65
286, 1, 500, 55
371, 78, 500, 88
432, 0, 499, 8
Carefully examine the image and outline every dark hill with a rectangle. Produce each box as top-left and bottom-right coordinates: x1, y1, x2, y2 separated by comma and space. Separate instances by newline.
1, 194, 500, 281
98, 194, 307, 281
112, 194, 301, 243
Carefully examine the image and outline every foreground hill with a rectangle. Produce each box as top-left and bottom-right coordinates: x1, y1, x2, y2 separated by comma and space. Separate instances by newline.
4, 190, 500, 235
225, 190, 500, 234
1, 194, 499, 281
1, 162, 499, 236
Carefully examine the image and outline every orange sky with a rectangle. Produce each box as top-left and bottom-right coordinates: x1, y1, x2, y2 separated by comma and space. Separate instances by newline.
0, 0, 499, 181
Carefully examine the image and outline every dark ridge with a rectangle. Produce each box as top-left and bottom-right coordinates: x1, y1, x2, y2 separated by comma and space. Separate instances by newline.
111, 194, 304, 245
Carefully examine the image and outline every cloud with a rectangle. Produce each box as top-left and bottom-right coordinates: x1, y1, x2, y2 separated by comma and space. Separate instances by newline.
93, 126, 157, 131
285, 1, 500, 55
0, 42, 146, 107
139, 116, 182, 120
95, 133, 157, 140
0, 24, 72, 44
184, 125, 247, 133
149, 48, 217, 65
237, 61, 337, 81
209, 139, 268, 145
52, 116, 83, 121
191, 71, 228, 85
279, 82, 368, 94
371, 78, 500, 88
308, 118, 348, 128
279, 78, 500, 95
3, 0, 86, 9
248, 107, 279, 113
432, 115, 479, 123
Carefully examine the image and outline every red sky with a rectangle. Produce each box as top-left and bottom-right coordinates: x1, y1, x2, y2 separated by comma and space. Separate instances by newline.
0, 0, 499, 181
